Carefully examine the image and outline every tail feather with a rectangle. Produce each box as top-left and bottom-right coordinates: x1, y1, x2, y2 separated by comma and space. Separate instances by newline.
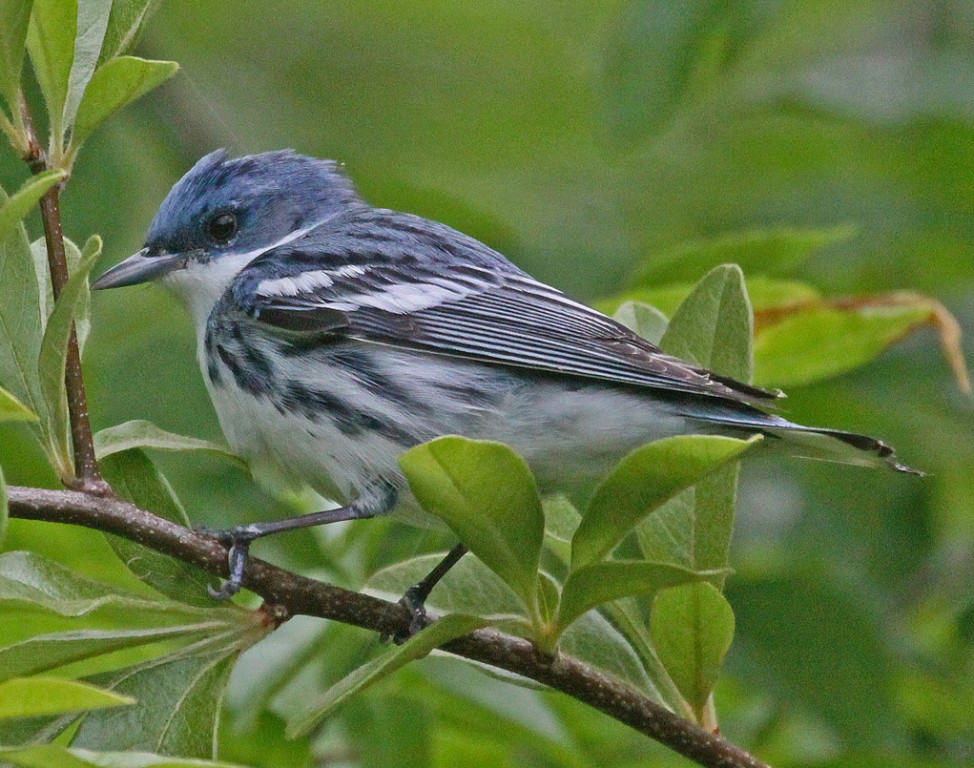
761, 424, 922, 475
681, 406, 922, 475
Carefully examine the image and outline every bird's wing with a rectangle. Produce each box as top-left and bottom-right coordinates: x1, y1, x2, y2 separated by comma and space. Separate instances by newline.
231, 223, 778, 405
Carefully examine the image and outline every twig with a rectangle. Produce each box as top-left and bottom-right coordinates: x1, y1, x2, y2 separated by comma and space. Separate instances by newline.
6, 485, 769, 768
18, 96, 107, 493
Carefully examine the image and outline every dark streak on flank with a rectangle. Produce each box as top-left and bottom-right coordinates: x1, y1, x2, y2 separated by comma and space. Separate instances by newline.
203, 326, 222, 384
278, 379, 415, 444
325, 347, 415, 405
210, 323, 277, 397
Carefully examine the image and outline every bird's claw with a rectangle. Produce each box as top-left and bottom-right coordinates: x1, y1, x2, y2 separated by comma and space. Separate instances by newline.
394, 585, 431, 644
207, 579, 240, 601
196, 525, 255, 601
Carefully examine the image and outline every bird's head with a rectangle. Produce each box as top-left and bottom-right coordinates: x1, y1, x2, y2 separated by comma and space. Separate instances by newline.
92, 149, 359, 316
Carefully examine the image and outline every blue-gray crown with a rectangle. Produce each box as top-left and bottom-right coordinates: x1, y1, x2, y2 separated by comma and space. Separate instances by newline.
145, 149, 361, 257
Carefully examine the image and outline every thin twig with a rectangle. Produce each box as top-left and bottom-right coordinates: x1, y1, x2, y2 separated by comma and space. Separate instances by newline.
6, 485, 769, 768
18, 93, 43, 165
18, 96, 107, 493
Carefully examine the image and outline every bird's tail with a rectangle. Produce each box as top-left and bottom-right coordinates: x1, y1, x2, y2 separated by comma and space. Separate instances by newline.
759, 422, 921, 474
682, 406, 922, 475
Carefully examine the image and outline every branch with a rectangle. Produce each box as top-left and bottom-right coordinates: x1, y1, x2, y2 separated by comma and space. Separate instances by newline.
18, 96, 106, 493
6, 485, 769, 768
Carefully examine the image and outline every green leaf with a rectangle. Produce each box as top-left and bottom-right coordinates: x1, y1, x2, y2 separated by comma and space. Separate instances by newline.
636, 469, 742, 578
542, 495, 579, 545
26, 0, 115, 147
634, 488, 693, 567
746, 275, 821, 311
0, 386, 36, 421
1, 615, 262, 754
627, 277, 969, 392
99, 449, 191, 526
73, 235, 102, 355
31, 235, 96, 355
72, 56, 178, 148
98, 450, 215, 604
557, 560, 724, 630
94, 420, 240, 464
571, 434, 759, 571
0, 677, 133, 719
0, 571, 259, 754
98, 0, 161, 64
70, 639, 244, 759
28, 237, 51, 317
642, 264, 754, 580
599, 274, 823, 320
632, 225, 856, 286
596, 597, 692, 714
557, 610, 656, 698
753, 302, 933, 388
612, 300, 669, 345
541, 495, 579, 566
68, 236, 96, 354
659, 263, 752, 382
0, 745, 243, 767
0, 624, 220, 682
0, 0, 34, 112
61, 0, 112, 133
0, 171, 65, 246
26, 0, 77, 143
0, 201, 51, 453
650, 582, 734, 722
400, 437, 545, 616
596, 285, 689, 319
0, 550, 208, 619
287, 613, 488, 738
36, 235, 100, 476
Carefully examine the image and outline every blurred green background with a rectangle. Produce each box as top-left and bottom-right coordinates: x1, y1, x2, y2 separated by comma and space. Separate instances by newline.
2, 1, 974, 766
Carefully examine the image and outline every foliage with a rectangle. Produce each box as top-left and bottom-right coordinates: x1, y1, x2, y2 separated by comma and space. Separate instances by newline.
1, 2, 972, 768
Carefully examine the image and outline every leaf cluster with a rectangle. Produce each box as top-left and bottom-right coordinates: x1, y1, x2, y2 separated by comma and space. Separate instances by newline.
0, 0, 177, 483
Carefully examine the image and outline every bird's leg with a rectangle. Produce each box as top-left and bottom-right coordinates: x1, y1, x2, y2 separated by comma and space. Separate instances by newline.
396, 543, 469, 640
202, 483, 397, 600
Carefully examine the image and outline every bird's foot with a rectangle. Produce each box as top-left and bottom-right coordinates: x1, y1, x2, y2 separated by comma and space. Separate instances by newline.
401, 584, 431, 636
196, 523, 264, 601
382, 585, 432, 644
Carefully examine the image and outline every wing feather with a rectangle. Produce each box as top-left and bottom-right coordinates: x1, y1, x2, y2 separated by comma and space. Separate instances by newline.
232, 211, 778, 405
240, 256, 776, 403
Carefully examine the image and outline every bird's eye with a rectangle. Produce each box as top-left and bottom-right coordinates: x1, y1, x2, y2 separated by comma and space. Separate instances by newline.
206, 212, 238, 244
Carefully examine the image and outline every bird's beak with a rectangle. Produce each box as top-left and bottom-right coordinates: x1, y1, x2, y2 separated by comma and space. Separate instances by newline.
91, 248, 187, 290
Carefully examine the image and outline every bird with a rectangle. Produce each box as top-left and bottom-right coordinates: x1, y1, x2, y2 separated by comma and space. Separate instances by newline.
91, 149, 915, 617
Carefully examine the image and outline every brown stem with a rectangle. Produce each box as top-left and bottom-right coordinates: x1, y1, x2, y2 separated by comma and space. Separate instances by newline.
6, 486, 768, 768
35, 188, 105, 492
18, 92, 43, 165
19, 96, 107, 494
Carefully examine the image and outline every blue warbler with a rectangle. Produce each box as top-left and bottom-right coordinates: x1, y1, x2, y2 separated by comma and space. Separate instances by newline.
93, 150, 915, 617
